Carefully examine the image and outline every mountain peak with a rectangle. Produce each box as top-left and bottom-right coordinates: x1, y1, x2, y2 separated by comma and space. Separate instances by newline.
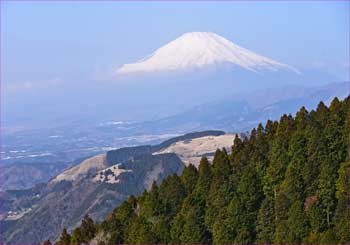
116, 32, 299, 75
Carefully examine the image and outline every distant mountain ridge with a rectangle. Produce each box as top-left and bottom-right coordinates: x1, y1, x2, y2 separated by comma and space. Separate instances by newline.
2, 82, 348, 192
134, 81, 350, 134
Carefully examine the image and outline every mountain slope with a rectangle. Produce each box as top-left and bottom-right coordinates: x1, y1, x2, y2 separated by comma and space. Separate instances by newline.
1, 161, 73, 191
2, 153, 184, 244
1, 130, 232, 244
153, 134, 236, 167
116, 32, 298, 75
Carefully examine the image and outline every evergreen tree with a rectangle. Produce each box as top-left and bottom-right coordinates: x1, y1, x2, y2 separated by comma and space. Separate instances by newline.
193, 157, 212, 203
317, 161, 336, 228
263, 115, 294, 200
253, 123, 269, 180
274, 192, 290, 243
305, 200, 323, 242
56, 228, 71, 245
212, 207, 234, 244
70, 227, 82, 245
125, 216, 156, 244
180, 204, 210, 244
101, 218, 123, 244
141, 181, 161, 217
334, 161, 350, 243
286, 200, 309, 243
169, 209, 185, 243
303, 123, 324, 195
158, 174, 185, 217
181, 164, 198, 195
319, 229, 337, 244
256, 198, 275, 243
152, 217, 171, 243
205, 149, 232, 228
80, 214, 96, 243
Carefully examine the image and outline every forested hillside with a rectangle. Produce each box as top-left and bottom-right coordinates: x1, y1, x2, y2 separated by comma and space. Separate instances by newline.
52, 96, 350, 245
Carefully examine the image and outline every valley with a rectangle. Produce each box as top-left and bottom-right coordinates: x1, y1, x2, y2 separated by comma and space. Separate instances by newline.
1, 130, 236, 244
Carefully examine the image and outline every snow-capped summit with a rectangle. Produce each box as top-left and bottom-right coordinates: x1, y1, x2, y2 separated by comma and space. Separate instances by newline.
116, 32, 299, 75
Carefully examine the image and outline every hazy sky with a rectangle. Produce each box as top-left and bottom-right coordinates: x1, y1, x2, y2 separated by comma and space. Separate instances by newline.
3, 1, 349, 85
1, 1, 349, 126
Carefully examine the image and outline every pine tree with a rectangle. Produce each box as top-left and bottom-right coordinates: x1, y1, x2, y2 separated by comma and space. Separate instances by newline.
253, 123, 269, 180
56, 228, 71, 245
286, 200, 309, 243
274, 192, 289, 243
212, 207, 234, 244
158, 174, 185, 217
79, 214, 96, 243
181, 164, 198, 195
319, 229, 337, 244
101, 218, 123, 244
334, 161, 350, 243
263, 115, 293, 200
152, 217, 171, 243
256, 198, 275, 243
205, 149, 232, 228
125, 216, 156, 244
70, 227, 82, 245
180, 203, 210, 244
317, 161, 336, 229
142, 181, 160, 217
305, 202, 323, 241
303, 123, 324, 195
170, 209, 185, 243
193, 157, 212, 204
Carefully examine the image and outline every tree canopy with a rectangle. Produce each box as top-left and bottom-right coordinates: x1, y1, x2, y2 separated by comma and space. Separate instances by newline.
50, 96, 350, 244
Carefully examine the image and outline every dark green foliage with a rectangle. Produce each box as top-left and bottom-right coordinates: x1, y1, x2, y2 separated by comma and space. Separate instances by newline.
181, 164, 198, 195
319, 229, 337, 244
256, 198, 275, 243
205, 149, 232, 228
79, 214, 96, 243
193, 157, 212, 203
152, 217, 171, 243
101, 218, 123, 244
212, 207, 233, 244
42, 240, 52, 245
334, 161, 350, 243
158, 174, 186, 217
70, 227, 82, 245
53, 97, 349, 244
286, 201, 309, 243
125, 216, 156, 244
56, 228, 71, 245
170, 194, 209, 243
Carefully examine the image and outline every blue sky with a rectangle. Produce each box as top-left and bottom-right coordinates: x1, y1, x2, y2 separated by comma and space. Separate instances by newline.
1, 1, 349, 126
2, 1, 349, 87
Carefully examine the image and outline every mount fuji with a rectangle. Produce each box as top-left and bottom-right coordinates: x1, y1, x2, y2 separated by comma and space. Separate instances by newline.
6, 32, 339, 134
109, 32, 338, 118
116, 32, 300, 75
